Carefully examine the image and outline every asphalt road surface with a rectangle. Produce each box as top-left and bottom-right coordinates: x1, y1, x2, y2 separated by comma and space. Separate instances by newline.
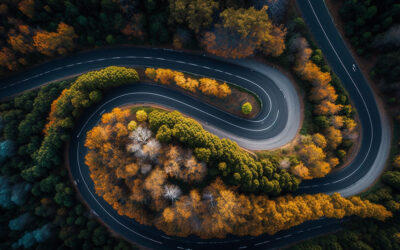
0, 1, 390, 249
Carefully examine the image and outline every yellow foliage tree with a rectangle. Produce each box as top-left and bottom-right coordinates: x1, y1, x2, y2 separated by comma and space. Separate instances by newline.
343, 117, 357, 132
85, 109, 391, 240
262, 25, 287, 57
136, 110, 148, 122
145, 68, 156, 80
155, 68, 175, 85
331, 116, 344, 128
309, 160, 331, 178
298, 144, 326, 165
329, 157, 340, 168
312, 133, 327, 149
128, 120, 137, 131
217, 83, 232, 98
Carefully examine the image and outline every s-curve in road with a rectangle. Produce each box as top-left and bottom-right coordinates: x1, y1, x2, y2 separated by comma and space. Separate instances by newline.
0, 47, 300, 150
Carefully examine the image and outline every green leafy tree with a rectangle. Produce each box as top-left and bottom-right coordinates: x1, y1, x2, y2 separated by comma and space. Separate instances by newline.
241, 102, 252, 115
156, 124, 172, 142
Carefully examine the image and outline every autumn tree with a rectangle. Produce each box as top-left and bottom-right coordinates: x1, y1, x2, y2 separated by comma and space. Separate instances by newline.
261, 25, 287, 57
199, 78, 219, 96
18, 0, 35, 19
201, 6, 286, 58
145, 68, 156, 80
154, 68, 175, 85
325, 126, 343, 150
128, 121, 137, 131
312, 133, 327, 149
217, 83, 232, 98
0, 48, 18, 71
298, 144, 326, 165
296, 141, 332, 178
393, 155, 400, 169
164, 146, 207, 183
343, 117, 357, 133
330, 116, 344, 128
33, 23, 76, 56
8, 25, 34, 55
169, 0, 219, 33
84, 109, 389, 240
176, 76, 199, 93
136, 110, 147, 122
291, 162, 311, 180
37, 67, 139, 172
148, 68, 231, 98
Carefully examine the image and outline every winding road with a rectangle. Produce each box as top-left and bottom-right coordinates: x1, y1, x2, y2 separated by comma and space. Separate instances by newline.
0, 1, 390, 249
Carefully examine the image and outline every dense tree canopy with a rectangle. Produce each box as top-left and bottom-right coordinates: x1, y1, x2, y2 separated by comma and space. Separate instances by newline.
292, 133, 400, 250
288, 36, 357, 179
339, 0, 400, 116
34, 66, 139, 176
148, 110, 299, 194
201, 6, 286, 58
0, 73, 139, 249
169, 0, 219, 33
85, 108, 391, 239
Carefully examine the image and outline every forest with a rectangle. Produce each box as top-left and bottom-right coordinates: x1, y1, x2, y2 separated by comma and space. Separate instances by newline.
0, 63, 379, 248
0, 0, 360, 173
338, 0, 400, 115
0, 69, 138, 249
291, 1, 400, 248
0, 0, 393, 248
0, 0, 287, 75
85, 107, 390, 239
291, 140, 400, 250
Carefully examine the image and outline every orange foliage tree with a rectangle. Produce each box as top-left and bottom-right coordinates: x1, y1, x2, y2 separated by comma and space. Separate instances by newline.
155, 178, 391, 238
154, 68, 175, 85
8, 27, 35, 55
199, 78, 219, 96
33, 23, 76, 56
289, 36, 358, 179
85, 108, 208, 224
0, 47, 18, 71
146, 67, 231, 98
85, 109, 390, 239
